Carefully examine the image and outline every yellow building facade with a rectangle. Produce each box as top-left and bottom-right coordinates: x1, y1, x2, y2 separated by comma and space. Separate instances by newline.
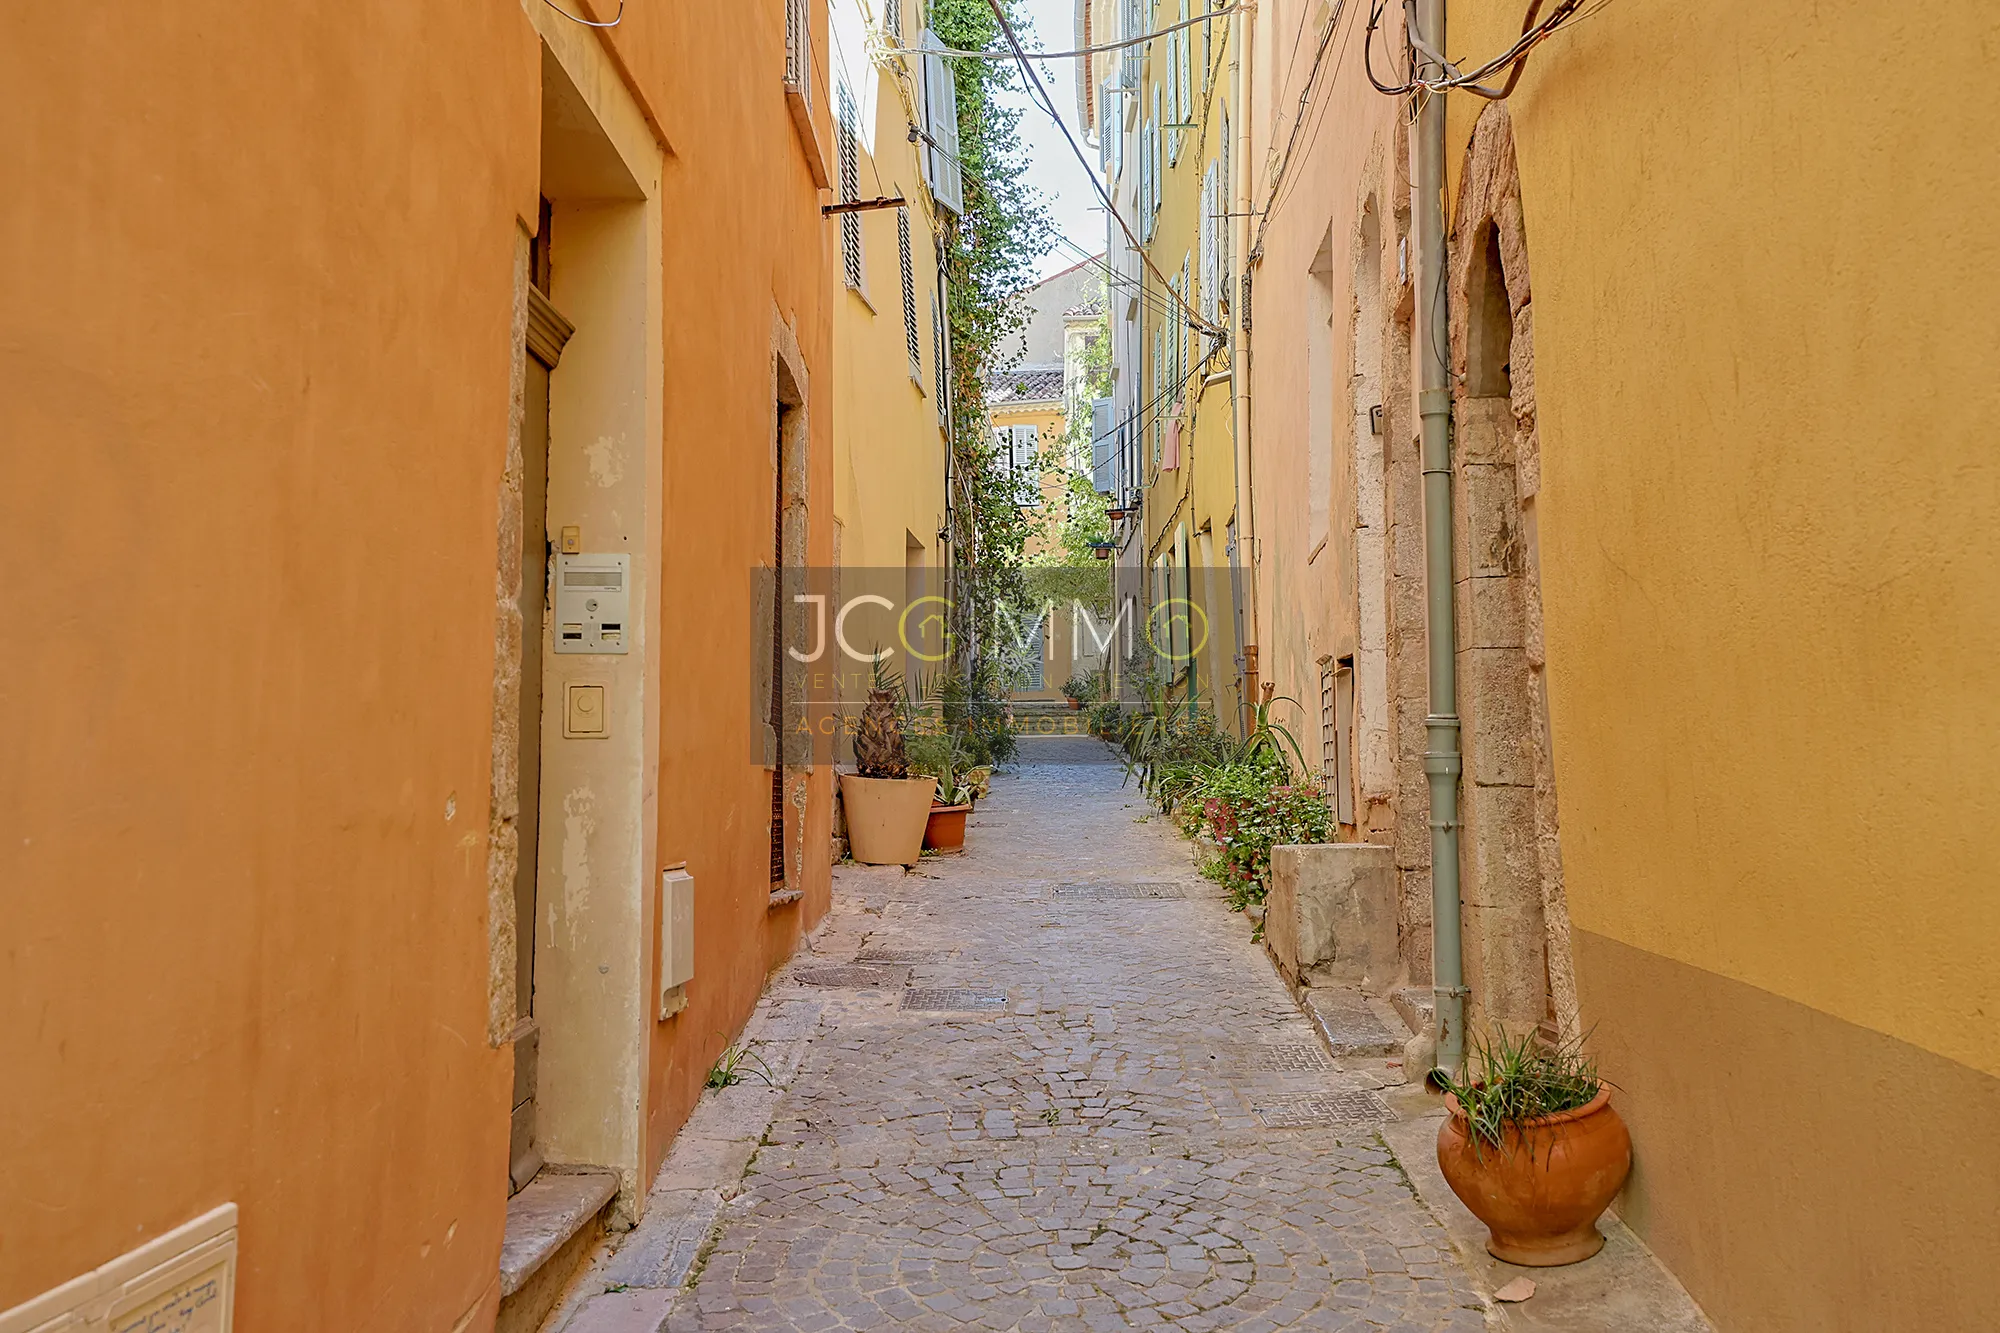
1096, 0, 1245, 723
1181, 0, 2000, 1327
829, 0, 952, 610
1427, 4, 2000, 1326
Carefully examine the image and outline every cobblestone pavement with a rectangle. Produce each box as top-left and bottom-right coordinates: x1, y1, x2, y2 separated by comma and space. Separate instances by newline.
671, 738, 1488, 1333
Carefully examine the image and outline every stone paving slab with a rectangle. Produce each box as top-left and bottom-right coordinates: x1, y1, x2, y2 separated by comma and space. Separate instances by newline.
656, 743, 1490, 1332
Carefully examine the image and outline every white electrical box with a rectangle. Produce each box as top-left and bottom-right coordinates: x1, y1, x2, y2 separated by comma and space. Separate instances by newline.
0, 1204, 237, 1333
659, 866, 695, 1018
554, 552, 630, 655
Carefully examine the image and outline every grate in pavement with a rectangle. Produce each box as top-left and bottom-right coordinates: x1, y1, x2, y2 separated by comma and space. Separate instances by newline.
855, 949, 953, 964
902, 988, 1008, 1012
1254, 1090, 1394, 1128
793, 965, 909, 989
1049, 882, 1197, 900
1212, 1043, 1335, 1073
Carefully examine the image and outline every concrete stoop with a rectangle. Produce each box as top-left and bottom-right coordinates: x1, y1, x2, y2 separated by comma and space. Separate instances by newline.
534, 991, 827, 1333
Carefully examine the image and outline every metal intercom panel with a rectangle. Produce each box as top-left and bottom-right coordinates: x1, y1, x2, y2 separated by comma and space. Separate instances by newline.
554, 553, 630, 654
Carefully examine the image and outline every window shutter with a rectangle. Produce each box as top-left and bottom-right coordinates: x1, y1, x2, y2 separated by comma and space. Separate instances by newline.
1208, 105, 1224, 316
899, 210, 921, 382
837, 83, 864, 291
930, 293, 947, 423
1168, 0, 1184, 135
1091, 398, 1115, 495
884, 0, 901, 41
1199, 163, 1215, 321
919, 32, 964, 215
1167, 28, 1180, 165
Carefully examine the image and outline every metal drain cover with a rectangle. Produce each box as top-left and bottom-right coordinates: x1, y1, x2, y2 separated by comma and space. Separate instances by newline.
793, 965, 909, 989
902, 988, 1007, 1012
1209, 1043, 1334, 1073
1049, 882, 1194, 899
1254, 1090, 1393, 1128
856, 949, 952, 964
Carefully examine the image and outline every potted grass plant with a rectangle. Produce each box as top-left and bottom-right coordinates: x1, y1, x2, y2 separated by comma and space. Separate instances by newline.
1434, 1030, 1632, 1266
837, 674, 935, 866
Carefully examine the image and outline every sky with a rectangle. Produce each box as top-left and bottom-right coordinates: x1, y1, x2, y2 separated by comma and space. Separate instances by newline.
995, 0, 1110, 279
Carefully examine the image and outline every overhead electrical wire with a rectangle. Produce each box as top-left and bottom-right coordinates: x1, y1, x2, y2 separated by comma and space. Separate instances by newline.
981, 0, 1225, 340
1263, 0, 1364, 230
1250, 0, 1351, 259
1365, 0, 1613, 99
541, 0, 623, 26
932, 4, 1245, 60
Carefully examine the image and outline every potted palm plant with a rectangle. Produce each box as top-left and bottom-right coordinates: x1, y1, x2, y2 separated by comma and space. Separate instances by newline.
838, 680, 935, 866
1434, 1031, 1632, 1266
906, 731, 990, 853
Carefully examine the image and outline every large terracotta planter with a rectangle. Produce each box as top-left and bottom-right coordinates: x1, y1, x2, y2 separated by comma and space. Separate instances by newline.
1436, 1085, 1632, 1266
839, 775, 936, 866
923, 803, 971, 852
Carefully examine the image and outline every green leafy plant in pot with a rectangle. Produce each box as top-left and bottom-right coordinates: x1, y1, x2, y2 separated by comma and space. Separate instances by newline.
1434, 1030, 1631, 1266
838, 664, 936, 865
905, 730, 990, 852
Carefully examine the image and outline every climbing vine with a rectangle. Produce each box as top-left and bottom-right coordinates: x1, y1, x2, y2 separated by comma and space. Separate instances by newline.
931, 0, 1053, 660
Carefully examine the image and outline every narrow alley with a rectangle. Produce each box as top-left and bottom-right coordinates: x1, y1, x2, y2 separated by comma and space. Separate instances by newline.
547, 739, 1488, 1333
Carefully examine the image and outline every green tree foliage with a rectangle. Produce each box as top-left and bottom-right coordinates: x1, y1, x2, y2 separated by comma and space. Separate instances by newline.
930, 0, 1053, 660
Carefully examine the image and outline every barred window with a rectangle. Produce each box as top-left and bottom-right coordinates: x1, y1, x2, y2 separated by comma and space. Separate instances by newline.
899, 210, 922, 383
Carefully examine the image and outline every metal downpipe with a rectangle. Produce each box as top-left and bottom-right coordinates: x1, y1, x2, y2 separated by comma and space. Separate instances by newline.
1413, 0, 1467, 1079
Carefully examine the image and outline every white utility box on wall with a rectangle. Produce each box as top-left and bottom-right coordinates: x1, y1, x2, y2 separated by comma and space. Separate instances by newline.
554, 552, 630, 654
0, 1204, 236, 1333
659, 866, 695, 1019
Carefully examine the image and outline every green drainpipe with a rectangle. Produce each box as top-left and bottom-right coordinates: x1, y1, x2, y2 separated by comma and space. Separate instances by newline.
1414, 0, 1468, 1079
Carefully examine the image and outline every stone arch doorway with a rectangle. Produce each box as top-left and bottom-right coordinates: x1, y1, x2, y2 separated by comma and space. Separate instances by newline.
1447, 104, 1580, 1043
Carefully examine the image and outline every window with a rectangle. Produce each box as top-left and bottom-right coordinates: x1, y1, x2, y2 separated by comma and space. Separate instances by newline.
1006, 424, 1042, 505
784, 0, 812, 114
1323, 657, 1356, 825
1217, 105, 1231, 317
1151, 325, 1164, 464
883, 0, 901, 41
1141, 109, 1157, 241
899, 210, 922, 383
1200, 161, 1217, 321
1167, 25, 1181, 165
837, 83, 864, 293
929, 292, 947, 423
1168, 0, 1184, 134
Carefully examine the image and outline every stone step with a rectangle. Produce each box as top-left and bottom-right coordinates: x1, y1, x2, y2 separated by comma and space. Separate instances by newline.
1302, 987, 1410, 1059
1392, 985, 1436, 1039
496, 1167, 618, 1333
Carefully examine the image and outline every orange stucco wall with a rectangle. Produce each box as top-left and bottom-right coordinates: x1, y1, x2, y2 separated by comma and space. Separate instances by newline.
632, 0, 835, 1191
1, 1, 830, 1327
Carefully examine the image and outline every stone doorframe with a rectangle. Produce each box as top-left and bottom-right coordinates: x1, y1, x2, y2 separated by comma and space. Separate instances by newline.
768, 309, 812, 904
1446, 104, 1580, 1042
1349, 120, 1434, 986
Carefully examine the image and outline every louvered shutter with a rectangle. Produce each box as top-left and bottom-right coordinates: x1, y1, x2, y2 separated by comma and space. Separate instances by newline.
919, 31, 964, 215
899, 211, 921, 381
1091, 398, 1115, 495
837, 83, 863, 290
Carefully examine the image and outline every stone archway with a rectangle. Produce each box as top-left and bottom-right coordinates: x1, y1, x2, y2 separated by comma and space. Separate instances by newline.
1447, 104, 1580, 1043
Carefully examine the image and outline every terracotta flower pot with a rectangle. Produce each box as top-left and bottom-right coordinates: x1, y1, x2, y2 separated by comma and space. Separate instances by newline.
923, 803, 971, 852
1436, 1085, 1632, 1266
838, 775, 936, 866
